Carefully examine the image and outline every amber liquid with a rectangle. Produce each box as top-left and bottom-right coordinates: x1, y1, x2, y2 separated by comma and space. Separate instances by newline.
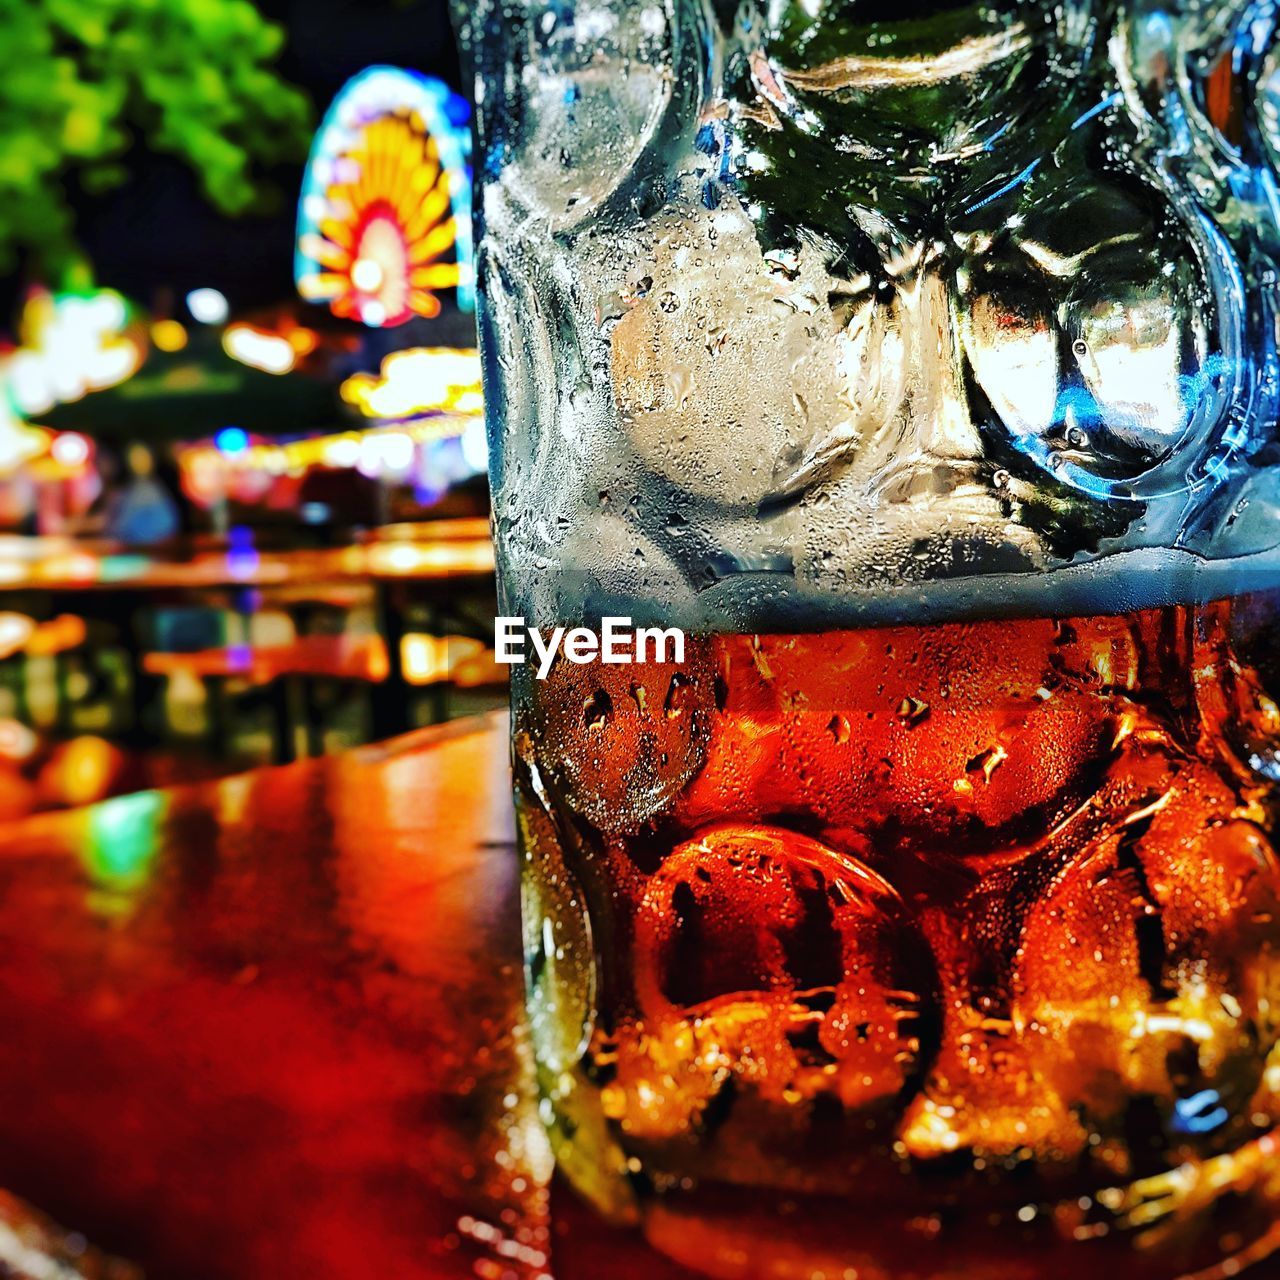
513, 601, 1280, 1279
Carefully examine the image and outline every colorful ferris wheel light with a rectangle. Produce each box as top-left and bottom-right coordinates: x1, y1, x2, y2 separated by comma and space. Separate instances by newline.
295, 67, 474, 326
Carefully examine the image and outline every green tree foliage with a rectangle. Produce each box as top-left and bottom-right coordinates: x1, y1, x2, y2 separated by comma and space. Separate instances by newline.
0, 0, 313, 276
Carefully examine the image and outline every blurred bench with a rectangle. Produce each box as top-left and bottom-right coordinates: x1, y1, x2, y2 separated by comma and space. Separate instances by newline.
144, 635, 505, 762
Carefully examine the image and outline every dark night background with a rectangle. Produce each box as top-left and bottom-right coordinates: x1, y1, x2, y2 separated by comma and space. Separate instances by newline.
54, 0, 462, 322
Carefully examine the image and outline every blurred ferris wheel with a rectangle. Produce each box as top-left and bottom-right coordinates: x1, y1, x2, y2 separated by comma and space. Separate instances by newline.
295, 66, 474, 328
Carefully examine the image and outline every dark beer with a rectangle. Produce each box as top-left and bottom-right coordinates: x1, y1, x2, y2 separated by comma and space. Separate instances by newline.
514, 600, 1280, 1278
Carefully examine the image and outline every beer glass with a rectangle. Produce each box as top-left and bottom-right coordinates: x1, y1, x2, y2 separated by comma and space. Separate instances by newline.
454, 0, 1280, 1274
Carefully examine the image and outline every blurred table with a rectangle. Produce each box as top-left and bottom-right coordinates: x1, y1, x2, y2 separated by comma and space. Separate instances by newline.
0, 538, 494, 592
0, 534, 497, 741
0, 714, 694, 1280
362, 518, 493, 544
143, 633, 395, 684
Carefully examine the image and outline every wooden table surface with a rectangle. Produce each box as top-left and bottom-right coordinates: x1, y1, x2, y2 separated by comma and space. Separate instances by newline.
0, 714, 694, 1280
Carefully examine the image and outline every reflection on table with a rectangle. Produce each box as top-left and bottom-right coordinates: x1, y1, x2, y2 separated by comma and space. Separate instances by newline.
0, 715, 695, 1280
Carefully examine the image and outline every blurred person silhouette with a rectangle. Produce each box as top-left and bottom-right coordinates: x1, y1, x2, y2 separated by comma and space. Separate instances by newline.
105, 444, 181, 546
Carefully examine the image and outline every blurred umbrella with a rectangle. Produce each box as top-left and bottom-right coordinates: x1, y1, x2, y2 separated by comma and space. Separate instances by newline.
39, 334, 339, 442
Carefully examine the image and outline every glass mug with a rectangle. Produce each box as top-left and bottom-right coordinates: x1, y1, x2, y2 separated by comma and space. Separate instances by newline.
453, 0, 1280, 1274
